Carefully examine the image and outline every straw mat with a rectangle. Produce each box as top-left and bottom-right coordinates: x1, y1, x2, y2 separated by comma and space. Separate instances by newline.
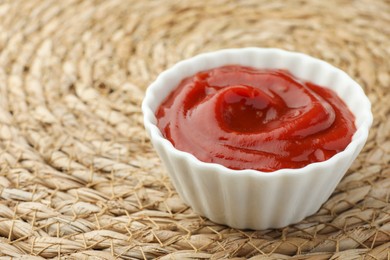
0, 0, 389, 259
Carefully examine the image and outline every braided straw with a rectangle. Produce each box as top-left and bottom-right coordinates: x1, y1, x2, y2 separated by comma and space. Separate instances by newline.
0, 0, 389, 259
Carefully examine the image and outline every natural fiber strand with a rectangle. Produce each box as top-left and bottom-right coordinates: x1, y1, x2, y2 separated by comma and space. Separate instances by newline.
0, 0, 389, 259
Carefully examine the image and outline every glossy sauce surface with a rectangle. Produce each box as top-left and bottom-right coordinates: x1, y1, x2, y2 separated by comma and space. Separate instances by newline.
156, 65, 356, 172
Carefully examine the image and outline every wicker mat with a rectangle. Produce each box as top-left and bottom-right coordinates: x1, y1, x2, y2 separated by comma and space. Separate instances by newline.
0, 0, 389, 259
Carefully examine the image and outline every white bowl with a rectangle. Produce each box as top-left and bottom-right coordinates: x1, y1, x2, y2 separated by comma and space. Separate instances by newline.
142, 48, 373, 230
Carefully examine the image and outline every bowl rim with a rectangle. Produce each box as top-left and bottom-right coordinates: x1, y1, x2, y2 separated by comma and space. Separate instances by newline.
142, 47, 373, 178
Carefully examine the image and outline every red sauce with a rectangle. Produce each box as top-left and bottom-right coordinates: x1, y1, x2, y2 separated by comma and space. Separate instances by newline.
156, 65, 356, 172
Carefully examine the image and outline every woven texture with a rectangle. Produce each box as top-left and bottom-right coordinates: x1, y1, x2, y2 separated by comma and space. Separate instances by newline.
0, 0, 389, 259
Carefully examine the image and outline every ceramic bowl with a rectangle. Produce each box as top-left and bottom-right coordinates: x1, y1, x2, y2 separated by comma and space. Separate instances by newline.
142, 48, 373, 229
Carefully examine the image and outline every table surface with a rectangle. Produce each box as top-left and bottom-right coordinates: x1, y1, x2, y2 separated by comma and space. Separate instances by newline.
0, 0, 389, 259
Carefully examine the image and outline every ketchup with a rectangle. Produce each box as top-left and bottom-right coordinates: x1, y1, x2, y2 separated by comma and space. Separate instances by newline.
156, 65, 356, 172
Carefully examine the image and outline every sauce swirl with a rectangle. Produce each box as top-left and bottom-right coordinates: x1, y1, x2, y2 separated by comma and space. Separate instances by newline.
156, 65, 356, 172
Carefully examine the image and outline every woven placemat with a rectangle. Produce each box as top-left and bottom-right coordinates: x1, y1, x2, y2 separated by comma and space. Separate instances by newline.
0, 0, 389, 259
